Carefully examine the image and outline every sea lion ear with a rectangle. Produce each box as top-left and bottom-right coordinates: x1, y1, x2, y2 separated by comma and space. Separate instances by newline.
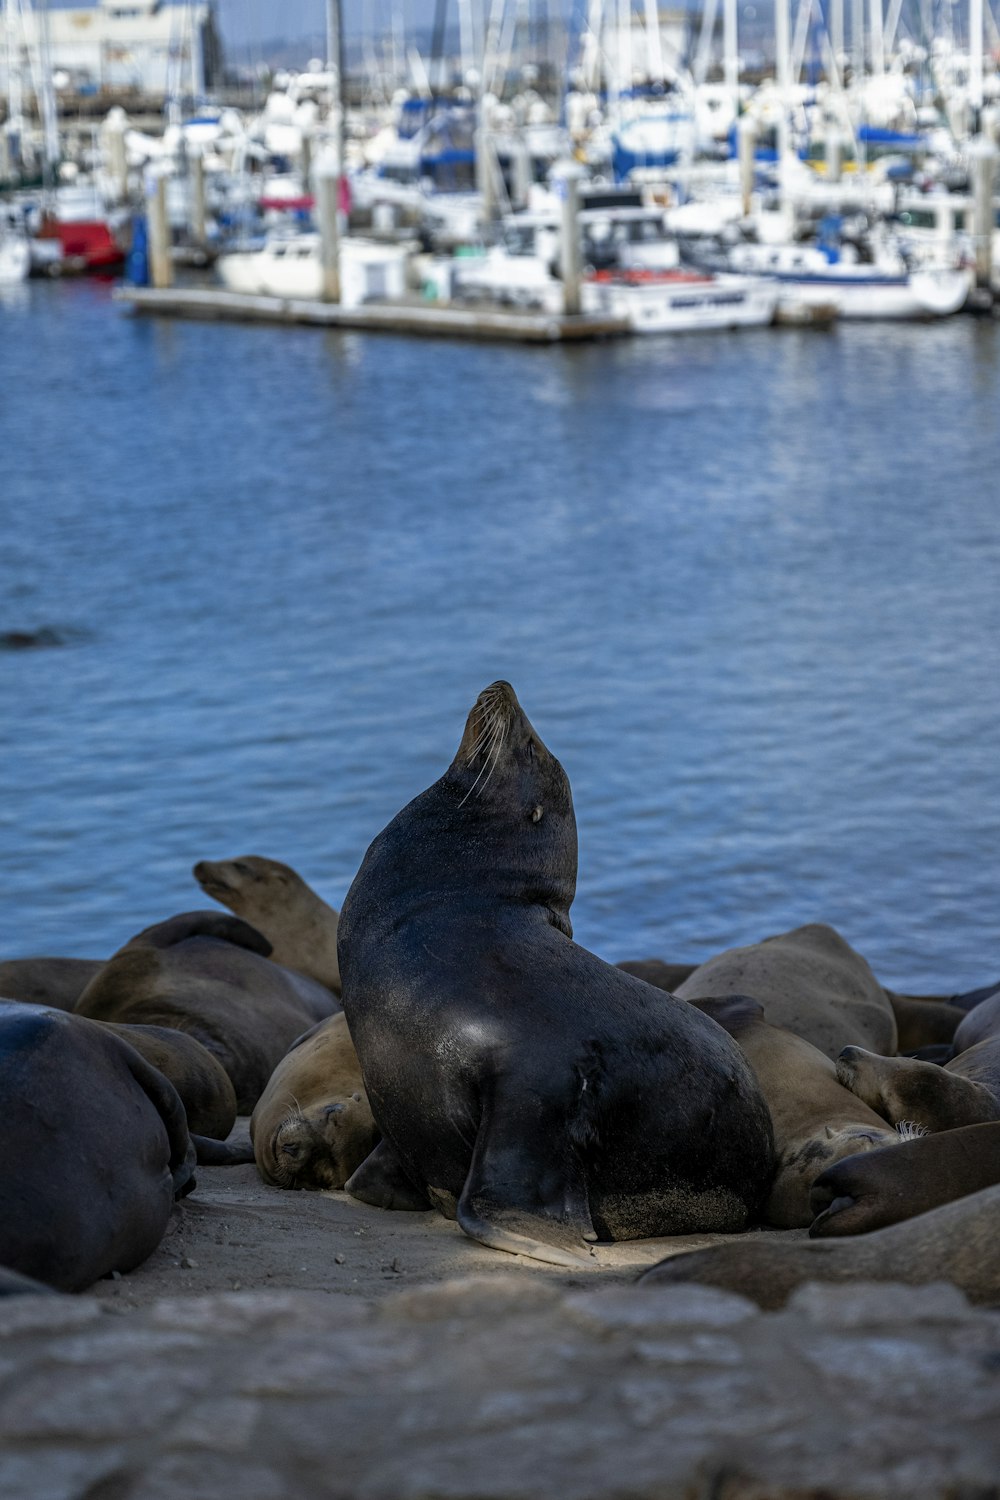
531, 806, 544, 823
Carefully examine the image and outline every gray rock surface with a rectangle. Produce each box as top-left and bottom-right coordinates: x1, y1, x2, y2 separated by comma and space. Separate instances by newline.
2, 1276, 999, 1500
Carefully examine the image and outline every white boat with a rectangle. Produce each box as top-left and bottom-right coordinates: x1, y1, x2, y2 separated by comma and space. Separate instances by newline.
215, 231, 409, 308
584, 268, 779, 332
682, 236, 971, 320
0, 230, 31, 284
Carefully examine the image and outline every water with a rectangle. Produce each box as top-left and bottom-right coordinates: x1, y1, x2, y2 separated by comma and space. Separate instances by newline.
1, 277, 999, 991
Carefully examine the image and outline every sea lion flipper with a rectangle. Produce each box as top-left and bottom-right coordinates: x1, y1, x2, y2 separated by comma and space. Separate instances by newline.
117, 912, 273, 959
345, 1139, 431, 1211
118, 1043, 197, 1198
455, 1090, 596, 1268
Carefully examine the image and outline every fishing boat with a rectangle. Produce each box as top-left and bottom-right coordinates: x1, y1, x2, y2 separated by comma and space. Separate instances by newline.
584, 267, 779, 331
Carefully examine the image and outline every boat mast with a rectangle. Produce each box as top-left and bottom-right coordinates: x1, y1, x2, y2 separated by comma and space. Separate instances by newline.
723, 0, 739, 123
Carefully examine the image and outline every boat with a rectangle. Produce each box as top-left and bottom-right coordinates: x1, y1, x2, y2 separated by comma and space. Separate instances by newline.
0, 215, 31, 284
584, 267, 779, 332
215, 230, 409, 307
32, 183, 128, 274
679, 229, 971, 320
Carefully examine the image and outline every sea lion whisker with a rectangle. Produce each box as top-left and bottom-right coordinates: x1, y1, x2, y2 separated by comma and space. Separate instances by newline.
466, 705, 504, 763
476, 720, 508, 800
460, 717, 506, 806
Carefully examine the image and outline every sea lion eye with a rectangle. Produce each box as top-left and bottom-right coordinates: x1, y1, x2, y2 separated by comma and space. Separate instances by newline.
531, 806, 544, 823
280, 1142, 302, 1159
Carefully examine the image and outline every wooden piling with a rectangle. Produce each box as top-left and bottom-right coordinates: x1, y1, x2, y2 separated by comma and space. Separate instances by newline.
147, 171, 172, 289
552, 160, 584, 317
970, 134, 998, 291
315, 163, 341, 304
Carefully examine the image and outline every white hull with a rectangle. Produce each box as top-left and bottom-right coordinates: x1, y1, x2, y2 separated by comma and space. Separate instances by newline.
0, 237, 31, 284
584, 274, 779, 332
770, 267, 971, 320
216, 234, 409, 308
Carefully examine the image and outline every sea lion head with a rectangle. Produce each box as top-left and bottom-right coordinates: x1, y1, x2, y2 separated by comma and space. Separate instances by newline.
260, 1095, 378, 1192
445, 681, 577, 933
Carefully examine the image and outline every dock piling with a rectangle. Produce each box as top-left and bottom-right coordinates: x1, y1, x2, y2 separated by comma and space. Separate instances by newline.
316, 149, 342, 304
969, 134, 998, 292
738, 117, 757, 217
552, 159, 584, 317
146, 169, 172, 289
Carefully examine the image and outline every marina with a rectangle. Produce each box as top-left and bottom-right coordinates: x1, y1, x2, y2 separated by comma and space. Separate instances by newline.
3, 3, 1000, 1495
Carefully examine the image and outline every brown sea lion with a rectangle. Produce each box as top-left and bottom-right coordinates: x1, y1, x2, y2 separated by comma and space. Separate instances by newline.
809, 1120, 1000, 1237
75, 912, 338, 1113
194, 855, 341, 994
691, 995, 903, 1228
0, 1001, 195, 1293
250, 1013, 378, 1190
675, 924, 897, 1060
0, 957, 104, 1012
640, 1182, 1000, 1308
339, 681, 776, 1267
836, 992, 1000, 1133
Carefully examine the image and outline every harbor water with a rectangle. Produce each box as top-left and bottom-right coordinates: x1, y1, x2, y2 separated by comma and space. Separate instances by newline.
1, 277, 999, 991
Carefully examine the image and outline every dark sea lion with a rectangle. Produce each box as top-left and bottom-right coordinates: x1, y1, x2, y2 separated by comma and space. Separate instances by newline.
809, 1120, 1000, 1237
885, 991, 962, 1053
675, 924, 897, 1060
75, 912, 338, 1113
0, 957, 104, 1011
194, 855, 341, 994
0, 1267, 58, 1297
0, 1001, 195, 1292
98, 1022, 238, 1140
338, 681, 775, 1266
691, 995, 902, 1228
614, 959, 699, 990
250, 1013, 378, 1190
640, 1182, 1000, 1308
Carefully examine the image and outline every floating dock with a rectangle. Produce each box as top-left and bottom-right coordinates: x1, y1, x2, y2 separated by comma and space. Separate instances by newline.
114, 287, 631, 344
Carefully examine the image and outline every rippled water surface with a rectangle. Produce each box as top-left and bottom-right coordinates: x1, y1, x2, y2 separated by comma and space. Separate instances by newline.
2, 278, 999, 990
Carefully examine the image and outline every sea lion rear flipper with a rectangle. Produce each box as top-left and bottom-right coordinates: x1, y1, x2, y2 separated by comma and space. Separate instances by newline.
345, 1139, 431, 1211
191, 1134, 256, 1166
119, 1043, 197, 1198
456, 1087, 597, 1268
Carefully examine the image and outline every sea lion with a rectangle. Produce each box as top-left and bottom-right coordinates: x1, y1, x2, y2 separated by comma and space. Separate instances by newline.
194, 856, 341, 994
97, 1022, 238, 1140
614, 959, 699, 990
640, 1181, 1000, 1308
0, 957, 104, 1011
339, 681, 775, 1266
809, 1121, 1000, 1237
690, 995, 903, 1228
885, 991, 962, 1053
250, 1012, 378, 1190
675, 924, 897, 1060
836, 992, 1000, 1133
75, 912, 338, 1113
0, 1001, 195, 1293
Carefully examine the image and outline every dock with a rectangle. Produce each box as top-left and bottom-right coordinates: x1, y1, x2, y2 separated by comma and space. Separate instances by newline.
114, 287, 631, 344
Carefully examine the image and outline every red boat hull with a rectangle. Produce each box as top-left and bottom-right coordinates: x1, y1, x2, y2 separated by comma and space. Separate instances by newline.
38, 217, 125, 270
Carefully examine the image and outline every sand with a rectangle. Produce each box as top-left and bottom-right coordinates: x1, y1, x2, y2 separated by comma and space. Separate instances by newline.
89, 1120, 797, 1311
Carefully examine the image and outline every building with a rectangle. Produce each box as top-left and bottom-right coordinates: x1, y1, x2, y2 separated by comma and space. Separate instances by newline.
0, 0, 222, 103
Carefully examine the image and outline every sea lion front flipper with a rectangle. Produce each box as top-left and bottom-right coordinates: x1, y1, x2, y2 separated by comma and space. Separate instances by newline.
456, 1088, 597, 1268
345, 1139, 431, 1211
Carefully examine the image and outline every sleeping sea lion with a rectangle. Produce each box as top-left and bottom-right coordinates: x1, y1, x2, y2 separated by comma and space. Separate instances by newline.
74, 912, 338, 1113
675, 924, 898, 1060
250, 1012, 377, 1190
0, 1001, 195, 1292
640, 1182, 1000, 1309
809, 1120, 1000, 1237
339, 681, 775, 1266
0, 957, 104, 1012
690, 995, 903, 1227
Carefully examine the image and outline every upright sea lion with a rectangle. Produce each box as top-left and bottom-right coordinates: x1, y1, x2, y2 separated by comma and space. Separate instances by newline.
640, 1181, 1000, 1308
339, 681, 775, 1266
676, 924, 898, 1060
837, 992, 1000, 1133
250, 1013, 378, 1190
194, 856, 341, 994
0, 1001, 195, 1293
690, 996, 903, 1228
75, 912, 338, 1113
0, 957, 104, 1012
809, 1121, 1000, 1237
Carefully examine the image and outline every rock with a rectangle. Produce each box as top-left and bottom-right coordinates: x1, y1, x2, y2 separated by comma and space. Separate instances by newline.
0, 1277, 999, 1498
